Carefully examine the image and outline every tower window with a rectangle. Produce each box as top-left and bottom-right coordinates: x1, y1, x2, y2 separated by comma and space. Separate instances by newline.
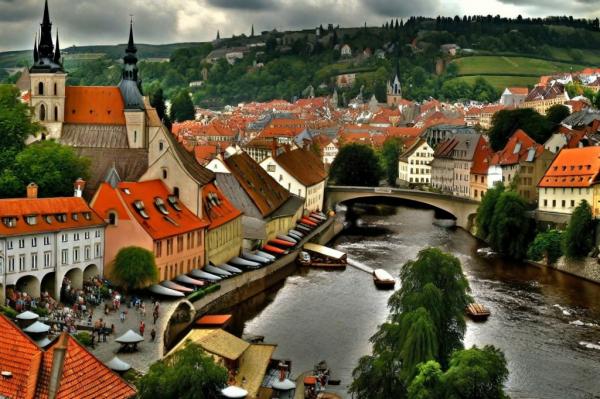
162, 168, 168, 179
134, 130, 137, 143
38, 82, 44, 95
39, 104, 46, 121
54, 82, 57, 95
54, 106, 58, 121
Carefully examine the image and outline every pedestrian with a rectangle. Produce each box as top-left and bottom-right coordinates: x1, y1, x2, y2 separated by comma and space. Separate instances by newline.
153, 309, 159, 325
150, 328, 156, 342
120, 310, 125, 323
139, 320, 145, 336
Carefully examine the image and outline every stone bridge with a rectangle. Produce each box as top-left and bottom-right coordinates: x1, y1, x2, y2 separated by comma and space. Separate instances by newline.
326, 186, 480, 230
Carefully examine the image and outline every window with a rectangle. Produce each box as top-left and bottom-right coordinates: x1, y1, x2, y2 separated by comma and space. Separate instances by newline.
54, 106, 58, 121
562, 200, 566, 208
38, 82, 44, 95
39, 104, 46, 121
72, 213, 78, 221
177, 236, 184, 252
73, 247, 80, 263
84, 246, 91, 260
56, 213, 67, 223
134, 130, 137, 143
61, 249, 68, 265
8, 256, 14, 272
44, 251, 51, 268
279, 174, 283, 182
31, 253, 38, 270
167, 238, 173, 255
61, 234, 68, 243
95, 229, 101, 238
31, 237, 37, 247
94, 243, 101, 258
108, 212, 117, 225
571, 200, 575, 207
552, 200, 556, 207
543, 199, 548, 207
155, 197, 169, 215
19, 254, 25, 271
156, 241, 162, 258
3, 217, 16, 228
18, 239, 25, 249
162, 168, 168, 179
74, 233, 80, 241
84, 231, 90, 240
268, 164, 276, 172
26, 215, 37, 225
7, 240, 12, 250
44, 236, 50, 245
159, 141, 164, 151
133, 200, 150, 219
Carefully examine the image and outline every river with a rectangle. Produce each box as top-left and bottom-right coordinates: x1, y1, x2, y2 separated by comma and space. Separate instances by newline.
230, 202, 600, 398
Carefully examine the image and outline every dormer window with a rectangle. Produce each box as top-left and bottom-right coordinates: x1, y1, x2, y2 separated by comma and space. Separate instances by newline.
154, 197, 169, 215
44, 215, 52, 224
25, 215, 37, 225
83, 212, 92, 220
56, 213, 67, 223
3, 217, 17, 228
168, 196, 182, 211
72, 213, 79, 221
133, 200, 150, 219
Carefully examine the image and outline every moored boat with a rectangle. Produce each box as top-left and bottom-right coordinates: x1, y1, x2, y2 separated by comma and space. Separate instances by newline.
277, 234, 298, 244
262, 244, 288, 255
255, 250, 276, 261
300, 218, 318, 227
241, 250, 271, 264
229, 256, 262, 269
466, 303, 491, 321
288, 229, 305, 238
297, 251, 311, 266
373, 269, 395, 289
161, 280, 194, 293
205, 264, 232, 277
217, 263, 243, 274
302, 243, 347, 269
269, 238, 295, 248
190, 269, 222, 281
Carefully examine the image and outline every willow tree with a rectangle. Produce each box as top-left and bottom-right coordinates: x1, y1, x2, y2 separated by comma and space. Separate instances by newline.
475, 183, 504, 241
488, 191, 531, 259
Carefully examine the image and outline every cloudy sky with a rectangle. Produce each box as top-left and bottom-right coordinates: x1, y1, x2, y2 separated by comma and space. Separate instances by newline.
1, 0, 600, 52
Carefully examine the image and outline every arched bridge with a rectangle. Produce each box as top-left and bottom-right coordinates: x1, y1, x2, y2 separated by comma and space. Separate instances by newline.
326, 186, 480, 230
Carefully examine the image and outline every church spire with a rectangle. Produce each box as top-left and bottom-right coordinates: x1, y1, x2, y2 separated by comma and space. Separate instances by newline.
118, 18, 144, 109
33, 33, 39, 62
54, 30, 61, 64
38, 0, 54, 59
126, 18, 137, 55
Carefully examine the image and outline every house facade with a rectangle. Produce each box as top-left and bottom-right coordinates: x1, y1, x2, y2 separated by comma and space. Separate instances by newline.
398, 139, 434, 185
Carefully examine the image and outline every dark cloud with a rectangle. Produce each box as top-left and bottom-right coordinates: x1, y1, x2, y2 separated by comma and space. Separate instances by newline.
363, 0, 440, 17
206, 0, 277, 10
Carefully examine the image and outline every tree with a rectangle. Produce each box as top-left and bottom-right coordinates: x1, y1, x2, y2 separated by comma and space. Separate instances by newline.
562, 200, 594, 259
137, 342, 227, 399
488, 191, 531, 259
475, 183, 504, 241
407, 361, 443, 399
330, 143, 383, 186
169, 90, 195, 122
545, 104, 570, 125
0, 140, 90, 198
527, 229, 563, 265
380, 137, 404, 186
441, 346, 509, 399
112, 247, 159, 290
488, 109, 553, 151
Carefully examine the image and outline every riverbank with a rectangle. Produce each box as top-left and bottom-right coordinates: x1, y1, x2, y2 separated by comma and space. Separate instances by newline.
526, 257, 600, 285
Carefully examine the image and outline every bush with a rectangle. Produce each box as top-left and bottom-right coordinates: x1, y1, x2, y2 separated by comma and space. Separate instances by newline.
563, 200, 595, 259
74, 331, 93, 347
0, 306, 18, 319
113, 247, 159, 290
527, 229, 563, 265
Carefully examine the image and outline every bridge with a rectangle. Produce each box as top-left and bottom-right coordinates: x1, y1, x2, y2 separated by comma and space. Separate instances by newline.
325, 186, 480, 230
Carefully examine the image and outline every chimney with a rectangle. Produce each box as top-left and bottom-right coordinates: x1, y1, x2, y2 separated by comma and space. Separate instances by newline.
47, 333, 68, 399
271, 137, 278, 157
73, 178, 86, 198
26, 182, 38, 199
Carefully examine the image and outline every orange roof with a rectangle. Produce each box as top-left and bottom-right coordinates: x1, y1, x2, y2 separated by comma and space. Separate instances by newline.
0, 197, 105, 236
36, 334, 136, 399
471, 139, 493, 175
64, 86, 126, 125
195, 314, 232, 326
272, 148, 327, 187
489, 129, 542, 166
92, 180, 210, 240
202, 182, 242, 230
0, 314, 42, 399
386, 127, 422, 138
507, 87, 529, 95
539, 147, 600, 188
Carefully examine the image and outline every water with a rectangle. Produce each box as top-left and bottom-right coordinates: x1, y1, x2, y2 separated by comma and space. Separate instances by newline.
232, 203, 600, 398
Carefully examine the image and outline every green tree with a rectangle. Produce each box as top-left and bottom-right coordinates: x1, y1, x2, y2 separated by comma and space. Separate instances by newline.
137, 342, 227, 399
169, 90, 195, 122
442, 345, 509, 399
545, 104, 570, 125
562, 200, 594, 259
475, 183, 505, 241
112, 246, 159, 290
407, 361, 443, 399
488, 191, 531, 259
330, 143, 383, 186
380, 137, 404, 186
527, 229, 563, 265
488, 109, 553, 151
0, 140, 90, 198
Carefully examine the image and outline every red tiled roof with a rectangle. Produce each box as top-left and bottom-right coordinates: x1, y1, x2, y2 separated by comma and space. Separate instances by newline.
386, 127, 422, 138
0, 314, 42, 399
272, 148, 327, 187
64, 87, 126, 125
202, 182, 242, 230
36, 334, 136, 399
507, 87, 529, 95
489, 129, 542, 166
539, 147, 600, 188
0, 197, 105, 236
471, 140, 493, 175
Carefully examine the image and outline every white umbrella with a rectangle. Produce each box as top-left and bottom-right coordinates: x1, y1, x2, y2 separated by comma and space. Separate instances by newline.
35, 337, 52, 348
221, 386, 248, 398
272, 378, 296, 391
17, 310, 39, 320
175, 274, 205, 286
23, 321, 50, 333
115, 329, 144, 344
105, 356, 132, 372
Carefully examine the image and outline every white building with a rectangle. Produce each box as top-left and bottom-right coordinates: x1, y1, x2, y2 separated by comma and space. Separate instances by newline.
260, 148, 327, 212
398, 139, 434, 185
340, 44, 352, 57
323, 140, 339, 165
0, 183, 105, 304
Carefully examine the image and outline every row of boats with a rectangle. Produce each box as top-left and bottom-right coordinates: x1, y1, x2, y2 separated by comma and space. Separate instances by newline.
148, 211, 328, 297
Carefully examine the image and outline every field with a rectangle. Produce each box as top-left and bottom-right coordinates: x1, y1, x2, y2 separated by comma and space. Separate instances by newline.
451, 56, 588, 76
448, 75, 539, 91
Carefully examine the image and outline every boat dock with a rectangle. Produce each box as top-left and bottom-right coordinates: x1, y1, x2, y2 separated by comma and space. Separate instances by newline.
347, 258, 374, 274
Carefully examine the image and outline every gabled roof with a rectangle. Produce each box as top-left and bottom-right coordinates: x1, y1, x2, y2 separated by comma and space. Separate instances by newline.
165, 127, 215, 186
506, 87, 529, 95
202, 182, 242, 230
0, 197, 105, 237
399, 138, 430, 162
0, 314, 42, 399
35, 334, 136, 399
470, 139, 493, 175
223, 152, 290, 218
539, 147, 600, 188
489, 129, 543, 166
64, 87, 126, 125
271, 148, 327, 186
525, 83, 567, 102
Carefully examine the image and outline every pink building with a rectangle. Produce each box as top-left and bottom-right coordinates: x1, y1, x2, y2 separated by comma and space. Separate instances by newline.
90, 180, 209, 282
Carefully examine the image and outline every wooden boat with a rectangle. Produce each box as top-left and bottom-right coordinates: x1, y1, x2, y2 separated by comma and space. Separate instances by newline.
263, 244, 287, 255
300, 218, 318, 227
373, 269, 395, 289
255, 250, 276, 261
466, 303, 491, 321
269, 238, 295, 248
289, 229, 305, 238
302, 243, 347, 269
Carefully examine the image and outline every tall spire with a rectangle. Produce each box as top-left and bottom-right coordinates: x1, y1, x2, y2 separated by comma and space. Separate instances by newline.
54, 30, 61, 64
38, 0, 54, 59
119, 17, 144, 109
216, 30, 220, 40
126, 18, 137, 54
43, 0, 50, 26
33, 33, 39, 62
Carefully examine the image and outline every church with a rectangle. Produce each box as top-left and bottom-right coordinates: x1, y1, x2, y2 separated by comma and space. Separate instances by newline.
27, 0, 244, 266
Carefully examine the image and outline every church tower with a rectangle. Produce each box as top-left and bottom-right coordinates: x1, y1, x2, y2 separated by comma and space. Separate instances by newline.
118, 20, 146, 149
29, 0, 66, 140
386, 60, 402, 107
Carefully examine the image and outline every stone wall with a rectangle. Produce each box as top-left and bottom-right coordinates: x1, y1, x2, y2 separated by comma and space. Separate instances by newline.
527, 257, 600, 285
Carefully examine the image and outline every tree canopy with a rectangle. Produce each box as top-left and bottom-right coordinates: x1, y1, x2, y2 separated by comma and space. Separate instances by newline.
488, 109, 553, 151
562, 200, 594, 259
330, 143, 383, 186
112, 246, 159, 290
475, 183, 505, 241
488, 191, 532, 259
137, 342, 227, 399
0, 140, 90, 198
380, 137, 404, 186
545, 104, 570, 125
527, 229, 563, 265
169, 90, 196, 122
